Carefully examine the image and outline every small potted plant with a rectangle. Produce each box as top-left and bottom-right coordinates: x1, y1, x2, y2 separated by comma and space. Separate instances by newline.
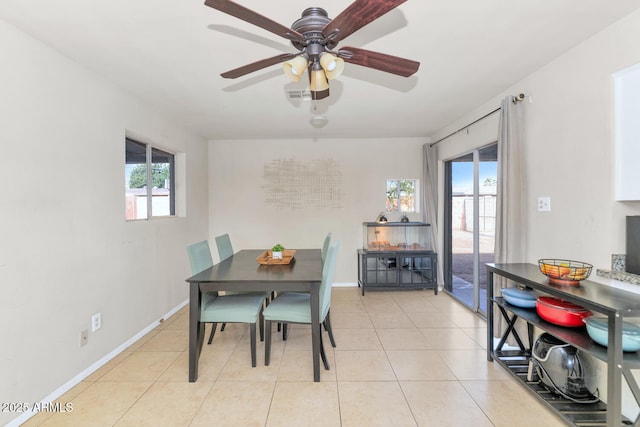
271, 243, 284, 260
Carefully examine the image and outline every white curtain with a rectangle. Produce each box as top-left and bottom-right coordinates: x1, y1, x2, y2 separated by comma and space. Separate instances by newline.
493, 95, 527, 339
422, 143, 444, 287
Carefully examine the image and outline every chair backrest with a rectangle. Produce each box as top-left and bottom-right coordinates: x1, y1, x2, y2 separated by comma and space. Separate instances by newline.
319, 240, 339, 321
215, 233, 234, 261
186, 240, 214, 275
321, 232, 332, 264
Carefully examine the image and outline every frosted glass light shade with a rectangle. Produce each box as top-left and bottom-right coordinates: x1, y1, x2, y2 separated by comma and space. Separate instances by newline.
283, 56, 308, 82
309, 68, 329, 91
319, 53, 344, 80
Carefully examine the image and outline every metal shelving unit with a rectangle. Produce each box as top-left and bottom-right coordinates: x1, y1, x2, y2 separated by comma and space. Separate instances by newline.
487, 263, 640, 427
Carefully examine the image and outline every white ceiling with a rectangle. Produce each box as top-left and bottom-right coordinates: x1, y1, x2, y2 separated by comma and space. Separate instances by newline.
2, 0, 640, 140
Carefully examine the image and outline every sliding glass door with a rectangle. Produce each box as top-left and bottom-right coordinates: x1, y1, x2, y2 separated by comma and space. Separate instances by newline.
443, 144, 497, 316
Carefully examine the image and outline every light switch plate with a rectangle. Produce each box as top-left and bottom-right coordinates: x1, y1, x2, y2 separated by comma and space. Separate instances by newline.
92, 313, 101, 332
538, 197, 551, 212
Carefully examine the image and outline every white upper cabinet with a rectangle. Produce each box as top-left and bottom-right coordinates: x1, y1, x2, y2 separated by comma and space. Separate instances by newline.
614, 63, 640, 201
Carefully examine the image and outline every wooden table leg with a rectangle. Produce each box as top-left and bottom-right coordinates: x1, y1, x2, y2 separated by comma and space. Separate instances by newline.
310, 283, 320, 382
189, 282, 203, 382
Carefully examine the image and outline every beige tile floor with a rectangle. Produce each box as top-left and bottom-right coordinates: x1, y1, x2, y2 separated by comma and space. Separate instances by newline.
23, 288, 566, 427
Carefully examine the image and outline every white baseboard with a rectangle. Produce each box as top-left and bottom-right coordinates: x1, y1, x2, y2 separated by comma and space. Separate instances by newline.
332, 282, 358, 287
5, 299, 189, 427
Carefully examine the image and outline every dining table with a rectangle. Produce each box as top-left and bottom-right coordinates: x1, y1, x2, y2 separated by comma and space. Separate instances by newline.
185, 248, 324, 382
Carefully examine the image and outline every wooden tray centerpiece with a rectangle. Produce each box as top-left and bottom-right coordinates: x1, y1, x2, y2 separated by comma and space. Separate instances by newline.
256, 249, 296, 265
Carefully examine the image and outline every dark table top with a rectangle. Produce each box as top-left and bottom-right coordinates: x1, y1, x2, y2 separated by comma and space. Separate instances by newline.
186, 248, 323, 285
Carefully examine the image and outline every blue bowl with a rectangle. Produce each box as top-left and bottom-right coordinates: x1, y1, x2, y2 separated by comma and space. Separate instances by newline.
584, 317, 640, 352
501, 287, 536, 309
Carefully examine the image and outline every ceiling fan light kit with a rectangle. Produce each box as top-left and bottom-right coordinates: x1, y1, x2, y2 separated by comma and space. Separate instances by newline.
310, 63, 329, 90
283, 56, 308, 82
204, 0, 420, 100
319, 53, 344, 79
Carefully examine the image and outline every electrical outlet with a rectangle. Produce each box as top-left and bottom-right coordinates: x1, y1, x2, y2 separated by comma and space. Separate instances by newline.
80, 329, 88, 347
91, 313, 101, 332
537, 197, 551, 212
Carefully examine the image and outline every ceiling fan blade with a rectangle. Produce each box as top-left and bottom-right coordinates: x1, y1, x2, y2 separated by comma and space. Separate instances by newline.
339, 47, 420, 77
221, 53, 298, 78
204, 0, 304, 43
323, 0, 407, 42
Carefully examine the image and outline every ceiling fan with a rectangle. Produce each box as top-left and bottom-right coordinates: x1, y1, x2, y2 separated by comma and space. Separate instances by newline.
204, 0, 420, 99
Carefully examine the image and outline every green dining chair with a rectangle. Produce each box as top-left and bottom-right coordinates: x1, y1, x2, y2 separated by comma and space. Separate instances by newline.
281, 232, 336, 348
215, 233, 234, 262
187, 240, 223, 344
214, 233, 272, 333
263, 240, 340, 371
321, 232, 332, 264
187, 240, 265, 366
319, 232, 336, 346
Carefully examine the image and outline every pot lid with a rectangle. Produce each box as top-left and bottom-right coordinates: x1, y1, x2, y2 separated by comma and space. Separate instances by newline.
502, 287, 536, 301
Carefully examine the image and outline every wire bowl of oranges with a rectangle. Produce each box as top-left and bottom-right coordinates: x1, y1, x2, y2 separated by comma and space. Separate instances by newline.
538, 259, 593, 286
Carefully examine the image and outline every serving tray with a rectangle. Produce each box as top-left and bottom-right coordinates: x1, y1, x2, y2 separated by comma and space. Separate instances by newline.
256, 249, 296, 265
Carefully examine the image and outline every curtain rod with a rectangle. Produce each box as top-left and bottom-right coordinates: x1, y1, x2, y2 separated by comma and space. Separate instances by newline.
429, 93, 526, 147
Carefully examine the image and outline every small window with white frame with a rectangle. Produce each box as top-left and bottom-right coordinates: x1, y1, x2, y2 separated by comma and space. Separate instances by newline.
125, 137, 175, 220
386, 179, 418, 212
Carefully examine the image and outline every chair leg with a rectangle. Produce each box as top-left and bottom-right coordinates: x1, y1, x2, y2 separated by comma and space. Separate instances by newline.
268, 294, 282, 333
259, 309, 264, 342
220, 322, 226, 332
265, 320, 273, 366
324, 310, 337, 348
319, 324, 330, 370
282, 323, 288, 340
250, 323, 257, 367
207, 322, 218, 345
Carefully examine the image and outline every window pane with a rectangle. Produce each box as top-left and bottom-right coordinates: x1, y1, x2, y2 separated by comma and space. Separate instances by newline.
386, 180, 398, 211
387, 179, 417, 213
125, 139, 176, 220
399, 180, 415, 212
125, 139, 148, 220
151, 147, 175, 217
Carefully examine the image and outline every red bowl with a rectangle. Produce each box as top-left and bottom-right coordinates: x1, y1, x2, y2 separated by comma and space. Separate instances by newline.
536, 296, 591, 327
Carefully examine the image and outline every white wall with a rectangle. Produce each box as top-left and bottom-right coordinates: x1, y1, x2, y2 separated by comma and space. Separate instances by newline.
429, 9, 640, 417
0, 19, 208, 426
430, 8, 640, 276
208, 138, 428, 283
